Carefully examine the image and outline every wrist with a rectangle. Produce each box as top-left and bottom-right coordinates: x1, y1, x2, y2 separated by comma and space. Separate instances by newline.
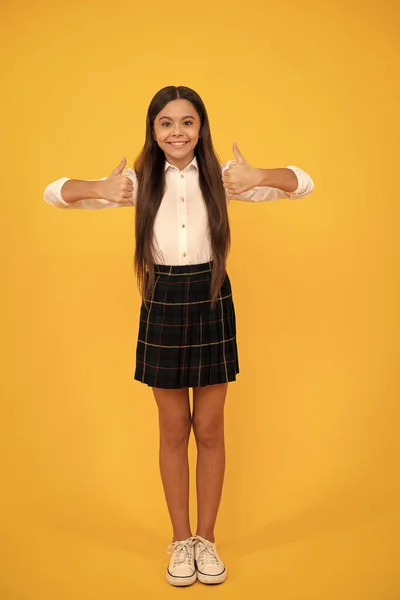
94, 180, 105, 199
256, 168, 271, 187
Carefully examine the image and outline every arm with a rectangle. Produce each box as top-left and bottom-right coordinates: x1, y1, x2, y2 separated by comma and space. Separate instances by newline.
223, 164, 314, 202
44, 177, 118, 210
256, 167, 298, 193
222, 144, 314, 202
43, 161, 137, 210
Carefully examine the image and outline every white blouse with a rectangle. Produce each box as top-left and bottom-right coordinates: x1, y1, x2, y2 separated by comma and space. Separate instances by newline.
43, 157, 314, 266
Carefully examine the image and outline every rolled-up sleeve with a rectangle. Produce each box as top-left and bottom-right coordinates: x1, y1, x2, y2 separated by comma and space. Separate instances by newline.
43, 168, 137, 209
222, 161, 314, 202
285, 165, 314, 198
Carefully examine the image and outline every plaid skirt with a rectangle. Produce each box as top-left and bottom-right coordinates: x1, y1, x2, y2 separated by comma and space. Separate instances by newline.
133, 261, 239, 389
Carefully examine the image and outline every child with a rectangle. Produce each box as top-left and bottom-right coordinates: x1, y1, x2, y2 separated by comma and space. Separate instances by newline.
44, 85, 314, 587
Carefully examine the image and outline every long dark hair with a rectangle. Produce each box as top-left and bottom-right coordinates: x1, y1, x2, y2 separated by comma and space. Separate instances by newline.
133, 86, 230, 310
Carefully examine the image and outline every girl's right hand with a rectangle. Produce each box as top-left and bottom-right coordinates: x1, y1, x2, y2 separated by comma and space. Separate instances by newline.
99, 157, 134, 204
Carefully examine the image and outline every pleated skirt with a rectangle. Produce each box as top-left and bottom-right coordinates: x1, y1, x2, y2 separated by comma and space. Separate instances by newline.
133, 261, 240, 389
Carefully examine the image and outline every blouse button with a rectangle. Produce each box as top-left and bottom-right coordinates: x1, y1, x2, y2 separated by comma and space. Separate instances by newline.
183, 252, 187, 257
180, 173, 185, 178
181, 197, 185, 202
182, 224, 185, 228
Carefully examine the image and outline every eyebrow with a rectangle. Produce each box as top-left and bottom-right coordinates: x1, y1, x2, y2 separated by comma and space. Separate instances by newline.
158, 115, 196, 121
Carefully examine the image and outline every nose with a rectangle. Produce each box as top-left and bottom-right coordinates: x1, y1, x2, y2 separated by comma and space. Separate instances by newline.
171, 125, 183, 136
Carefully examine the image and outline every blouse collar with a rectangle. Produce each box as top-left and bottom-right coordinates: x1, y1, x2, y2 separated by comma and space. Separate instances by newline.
164, 155, 199, 172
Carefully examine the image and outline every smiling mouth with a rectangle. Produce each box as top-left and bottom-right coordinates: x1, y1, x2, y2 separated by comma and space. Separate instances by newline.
167, 141, 188, 147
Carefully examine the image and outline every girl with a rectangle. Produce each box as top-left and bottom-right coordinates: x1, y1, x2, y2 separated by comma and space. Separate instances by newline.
44, 85, 314, 587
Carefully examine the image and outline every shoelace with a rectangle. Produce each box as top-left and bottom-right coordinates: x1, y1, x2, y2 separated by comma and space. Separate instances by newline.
166, 536, 197, 568
194, 535, 223, 567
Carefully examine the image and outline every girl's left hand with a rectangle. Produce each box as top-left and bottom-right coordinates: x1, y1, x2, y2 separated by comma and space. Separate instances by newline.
222, 143, 262, 195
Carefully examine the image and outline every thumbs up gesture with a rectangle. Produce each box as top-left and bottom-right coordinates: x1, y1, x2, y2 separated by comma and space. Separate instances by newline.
222, 143, 261, 195
99, 157, 134, 204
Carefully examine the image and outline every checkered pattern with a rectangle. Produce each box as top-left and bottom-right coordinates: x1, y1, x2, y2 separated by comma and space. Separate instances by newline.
134, 262, 239, 389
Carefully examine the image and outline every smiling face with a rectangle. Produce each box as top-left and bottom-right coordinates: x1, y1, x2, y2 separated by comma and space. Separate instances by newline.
153, 98, 201, 170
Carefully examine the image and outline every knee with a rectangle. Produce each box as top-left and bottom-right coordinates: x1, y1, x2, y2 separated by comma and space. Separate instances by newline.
160, 416, 191, 449
192, 415, 224, 449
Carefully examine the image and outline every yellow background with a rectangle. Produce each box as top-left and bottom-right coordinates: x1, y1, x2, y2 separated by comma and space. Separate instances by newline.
1, 0, 399, 598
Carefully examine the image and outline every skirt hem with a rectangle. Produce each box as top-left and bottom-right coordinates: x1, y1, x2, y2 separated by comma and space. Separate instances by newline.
133, 372, 239, 389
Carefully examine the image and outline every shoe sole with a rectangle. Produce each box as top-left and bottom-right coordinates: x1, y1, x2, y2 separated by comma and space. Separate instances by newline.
166, 571, 197, 587
196, 568, 227, 585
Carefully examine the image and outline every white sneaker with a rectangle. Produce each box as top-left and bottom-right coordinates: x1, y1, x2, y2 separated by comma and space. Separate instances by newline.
194, 535, 227, 584
165, 536, 197, 587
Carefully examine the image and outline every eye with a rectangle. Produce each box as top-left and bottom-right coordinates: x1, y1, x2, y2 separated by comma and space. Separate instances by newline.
184, 121, 193, 126
161, 122, 171, 127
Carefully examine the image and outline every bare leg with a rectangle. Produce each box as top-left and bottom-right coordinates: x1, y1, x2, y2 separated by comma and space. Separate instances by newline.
192, 383, 228, 543
153, 387, 192, 543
